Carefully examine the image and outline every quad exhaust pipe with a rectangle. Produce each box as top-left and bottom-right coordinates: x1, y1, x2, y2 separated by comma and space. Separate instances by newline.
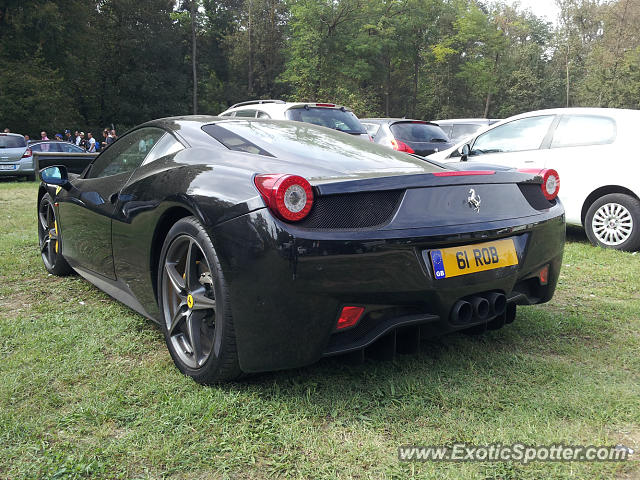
450, 292, 507, 325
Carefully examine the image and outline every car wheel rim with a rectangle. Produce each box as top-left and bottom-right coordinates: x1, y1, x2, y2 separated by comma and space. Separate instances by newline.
591, 202, 633, 246
38, 200, 59, 269
162, 235, 217, 369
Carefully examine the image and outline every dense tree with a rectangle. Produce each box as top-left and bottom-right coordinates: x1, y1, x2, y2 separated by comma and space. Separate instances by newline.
1, 0, 639, 137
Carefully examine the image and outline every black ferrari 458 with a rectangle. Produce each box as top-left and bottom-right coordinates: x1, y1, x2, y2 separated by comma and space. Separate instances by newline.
37, 116, 565, 383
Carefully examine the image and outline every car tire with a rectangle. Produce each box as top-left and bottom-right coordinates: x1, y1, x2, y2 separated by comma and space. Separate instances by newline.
38, 193, 73, 276
158, 216, 242, 383
585, 193, 640, 251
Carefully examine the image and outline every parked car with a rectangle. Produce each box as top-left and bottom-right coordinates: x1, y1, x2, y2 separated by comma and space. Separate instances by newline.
37, 115, 564, 383
360, 118, 453, 156
28, 141, 95, 174
219, 100, 371, 140
30, 141, 85, 154
0, 133, 35, 180
433, 118, 501, 143
428, 108, 640, 251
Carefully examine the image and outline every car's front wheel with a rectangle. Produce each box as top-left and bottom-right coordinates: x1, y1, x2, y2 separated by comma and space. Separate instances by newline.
585, 193, 640, 251
158, 217, 242, 383
38, 193, 73, 276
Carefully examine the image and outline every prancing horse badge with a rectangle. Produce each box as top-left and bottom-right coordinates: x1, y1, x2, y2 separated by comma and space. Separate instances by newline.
467, 188, 481, 213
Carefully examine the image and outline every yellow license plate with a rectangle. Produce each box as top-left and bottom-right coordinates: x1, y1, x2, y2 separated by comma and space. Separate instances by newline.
430, 239, 518, 279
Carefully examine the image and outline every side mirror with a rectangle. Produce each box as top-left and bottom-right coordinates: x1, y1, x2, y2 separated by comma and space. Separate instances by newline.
40, 165, 71, 190
458, 144, 471, 162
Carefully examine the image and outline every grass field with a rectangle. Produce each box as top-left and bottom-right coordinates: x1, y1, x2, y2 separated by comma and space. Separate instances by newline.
1, 180, 639, 479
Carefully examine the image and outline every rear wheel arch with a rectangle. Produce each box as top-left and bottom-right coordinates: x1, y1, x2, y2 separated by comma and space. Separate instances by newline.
150, 206, 199, 303
581, 185, 639, 226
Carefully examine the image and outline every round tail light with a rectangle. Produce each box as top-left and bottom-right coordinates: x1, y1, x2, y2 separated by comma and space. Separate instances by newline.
518, 168, 560, 201
254, 174, 314, 222
540, 168, 560, 200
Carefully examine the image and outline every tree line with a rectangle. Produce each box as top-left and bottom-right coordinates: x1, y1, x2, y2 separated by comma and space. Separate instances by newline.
1, 0, 639, 137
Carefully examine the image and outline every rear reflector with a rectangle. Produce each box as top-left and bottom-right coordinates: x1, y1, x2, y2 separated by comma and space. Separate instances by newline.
538, 265, 549, 285
22, 147, 32, 158
315, 103, 336, 108
433, 170, 495, 177
336, 306, 365, 330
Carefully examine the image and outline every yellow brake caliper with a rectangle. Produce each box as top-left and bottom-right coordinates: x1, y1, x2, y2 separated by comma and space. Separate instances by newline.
54, 219, 59, 253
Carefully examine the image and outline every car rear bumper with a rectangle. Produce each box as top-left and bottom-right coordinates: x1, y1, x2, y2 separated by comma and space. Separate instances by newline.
212, 207, 565, 373
0, 156, 34, 176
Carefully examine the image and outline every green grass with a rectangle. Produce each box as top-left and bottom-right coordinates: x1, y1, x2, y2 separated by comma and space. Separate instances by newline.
1, 180, 638, 479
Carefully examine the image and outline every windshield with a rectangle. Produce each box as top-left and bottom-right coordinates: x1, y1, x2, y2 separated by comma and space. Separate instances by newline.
0, 135, 26, 148
285, 107, 367, 135
390, 123, 449, 143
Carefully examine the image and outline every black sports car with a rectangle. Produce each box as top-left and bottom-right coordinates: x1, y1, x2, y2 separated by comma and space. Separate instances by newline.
37, 116, 565, 383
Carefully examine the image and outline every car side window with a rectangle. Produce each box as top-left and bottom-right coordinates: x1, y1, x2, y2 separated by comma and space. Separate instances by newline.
361, 122, 381, 137
86, 127, 166, 178
256, 110, 271, 119
550, 115, 616, 148
471, 115, 554, 155
141, 133, 185, 166
234, 109, 257, 118
61, 143, 79, 153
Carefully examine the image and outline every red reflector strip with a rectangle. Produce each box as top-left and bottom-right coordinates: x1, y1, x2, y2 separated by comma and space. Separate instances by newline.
433, 170, 495, 177
538, 265, 549, 285
315, 103, 336, 107
336, 306, 365, 330
517, 168, 544, 175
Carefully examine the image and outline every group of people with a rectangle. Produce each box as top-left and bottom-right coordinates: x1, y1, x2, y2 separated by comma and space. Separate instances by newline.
3, 127, 118, 152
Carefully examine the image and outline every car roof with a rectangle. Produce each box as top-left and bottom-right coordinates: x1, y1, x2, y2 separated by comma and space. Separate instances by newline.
219, 101, 353, 116
432, 118, 499, 125
361, 118, 440, 125
499, 107, 640, 121
0, 133, 25, 139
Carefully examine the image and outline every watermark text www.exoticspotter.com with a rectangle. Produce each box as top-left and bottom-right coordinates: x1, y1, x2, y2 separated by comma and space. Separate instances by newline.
398, 443, 633, 464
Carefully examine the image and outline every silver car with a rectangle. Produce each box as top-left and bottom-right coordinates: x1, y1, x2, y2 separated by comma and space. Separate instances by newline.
219, 100, 372, 141
0, 133, 34, 180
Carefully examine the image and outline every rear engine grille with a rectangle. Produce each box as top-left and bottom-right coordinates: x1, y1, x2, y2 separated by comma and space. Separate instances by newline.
297, 190, 403, 229
518, 183, 556, 210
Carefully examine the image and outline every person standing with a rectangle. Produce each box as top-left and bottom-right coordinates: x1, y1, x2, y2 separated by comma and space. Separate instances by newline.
78, 132, 87, 150
74, 131, 81, 146
64, 129, 73, 143
40, 131, 50, 152
86, 132, 96, 152
101, 129, 109, 149
106, 129, 115, 147
24, 134, 30, 142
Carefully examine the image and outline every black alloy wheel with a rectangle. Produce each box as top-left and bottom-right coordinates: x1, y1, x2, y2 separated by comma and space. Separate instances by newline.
38, 193, 72, 276
158, 217, 241, 383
